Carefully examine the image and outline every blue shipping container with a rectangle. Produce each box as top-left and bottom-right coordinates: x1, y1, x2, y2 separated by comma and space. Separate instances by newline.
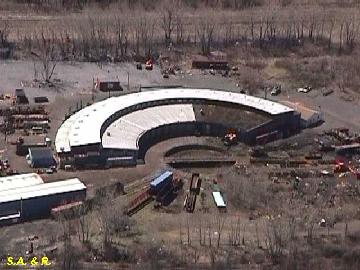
150, 171, 173, 192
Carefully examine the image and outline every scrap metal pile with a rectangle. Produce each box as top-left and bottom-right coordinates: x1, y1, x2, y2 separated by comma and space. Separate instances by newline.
0, 105, 49, 135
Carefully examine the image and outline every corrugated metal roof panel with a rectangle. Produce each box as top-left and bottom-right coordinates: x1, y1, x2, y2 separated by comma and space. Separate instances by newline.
280, 100, 321, 121
0, 178, 86, 204
0, 173, 44, 193
102, 104, 195, 150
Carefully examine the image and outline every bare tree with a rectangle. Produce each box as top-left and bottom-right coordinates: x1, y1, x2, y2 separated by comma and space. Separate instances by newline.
134, 17, 156, 57
133, 19, 141, 56
297, 15, 305, 40
340, 204, 357, 238
264, 12, 277, 42
336, 63, 347, 93
98, 199, 132, 250
198, 215, 204, 246
115, 18, 129, 60
0, 231, 5, 257
77, 205, 92, 244
249, 15, 255, 42
58, 211, 72, 242
57, 212, 80, 270
339, 20, 345, 52
59, 238, 80, 270
265, 217, 291, 264
308, 13, 318, 42
0, 20, 9, 47
223, 18, 234, 47
187, 246, 200, 265
328, 18, 335, 49
207, 217, 212, 247
215, 215, 226, 248
258, 15, 266, 48
160, 0, 177, 46
179, 218, 183, 245
196, 18, 216, 55
302, 207, 319, 245
175, 13, 184, 44
225, 170, 270, 211
186, 217, 191, 245
32, 30, 59, 83
228, 216, 242, 246
344, 17, 356, 49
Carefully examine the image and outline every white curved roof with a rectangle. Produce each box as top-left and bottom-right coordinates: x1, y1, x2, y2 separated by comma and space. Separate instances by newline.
0, 178, 86, 204
55, 88, 293, 153
0, 173, 44, 192
102, 104, 196, 150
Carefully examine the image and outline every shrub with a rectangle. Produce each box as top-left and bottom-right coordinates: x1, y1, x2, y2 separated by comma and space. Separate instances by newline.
343, 247, 360, 269
321, 243, 347, 258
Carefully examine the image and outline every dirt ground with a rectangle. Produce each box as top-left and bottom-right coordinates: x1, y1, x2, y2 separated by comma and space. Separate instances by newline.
1, 57, 360, 268
194, 103, 270, 130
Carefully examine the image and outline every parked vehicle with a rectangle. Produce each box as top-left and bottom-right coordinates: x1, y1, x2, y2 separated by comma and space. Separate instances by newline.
297, 86, 312, 93
136, 63, 142, 70
322, 89, 334, 96
271, 85, 281, 96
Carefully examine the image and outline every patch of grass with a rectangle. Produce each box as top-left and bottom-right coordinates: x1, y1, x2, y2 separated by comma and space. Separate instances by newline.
274, 57, 335, 88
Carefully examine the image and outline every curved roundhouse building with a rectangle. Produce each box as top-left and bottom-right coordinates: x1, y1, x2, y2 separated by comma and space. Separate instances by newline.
55, 88, 301, 168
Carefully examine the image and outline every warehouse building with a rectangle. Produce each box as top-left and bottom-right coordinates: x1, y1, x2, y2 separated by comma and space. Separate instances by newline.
191, 54, 228, 70
0, 174, 86, 224
27, 147, 56, 168
0, 173, 45, 223
280, 101, 324, 128
55, 88, 301, 168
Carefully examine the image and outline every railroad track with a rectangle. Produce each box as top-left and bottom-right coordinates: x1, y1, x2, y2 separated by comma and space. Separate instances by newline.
123, 176, 152, 195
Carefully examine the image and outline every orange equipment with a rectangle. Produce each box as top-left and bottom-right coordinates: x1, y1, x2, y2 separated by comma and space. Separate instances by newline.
223, 128, 238, 146
145, 59, 153, 70
334, 161, 348, 173
334, 160, 360, 179
348, 163, 360, 180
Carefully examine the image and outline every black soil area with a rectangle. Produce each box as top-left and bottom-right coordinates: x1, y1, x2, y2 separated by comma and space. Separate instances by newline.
193, 104, 270, 130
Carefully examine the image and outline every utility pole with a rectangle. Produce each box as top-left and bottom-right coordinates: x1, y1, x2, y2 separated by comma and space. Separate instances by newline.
127, 71, 130, 91
264, 86, 267, 100
20, 197, 23, 220
92, 77, 95, 102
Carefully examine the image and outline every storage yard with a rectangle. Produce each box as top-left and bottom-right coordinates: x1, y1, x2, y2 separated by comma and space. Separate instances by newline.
0, 53, 360, 270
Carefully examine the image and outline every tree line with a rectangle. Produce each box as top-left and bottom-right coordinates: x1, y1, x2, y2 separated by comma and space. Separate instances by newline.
12, 0, 264, 11
1, 6, 359, 63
